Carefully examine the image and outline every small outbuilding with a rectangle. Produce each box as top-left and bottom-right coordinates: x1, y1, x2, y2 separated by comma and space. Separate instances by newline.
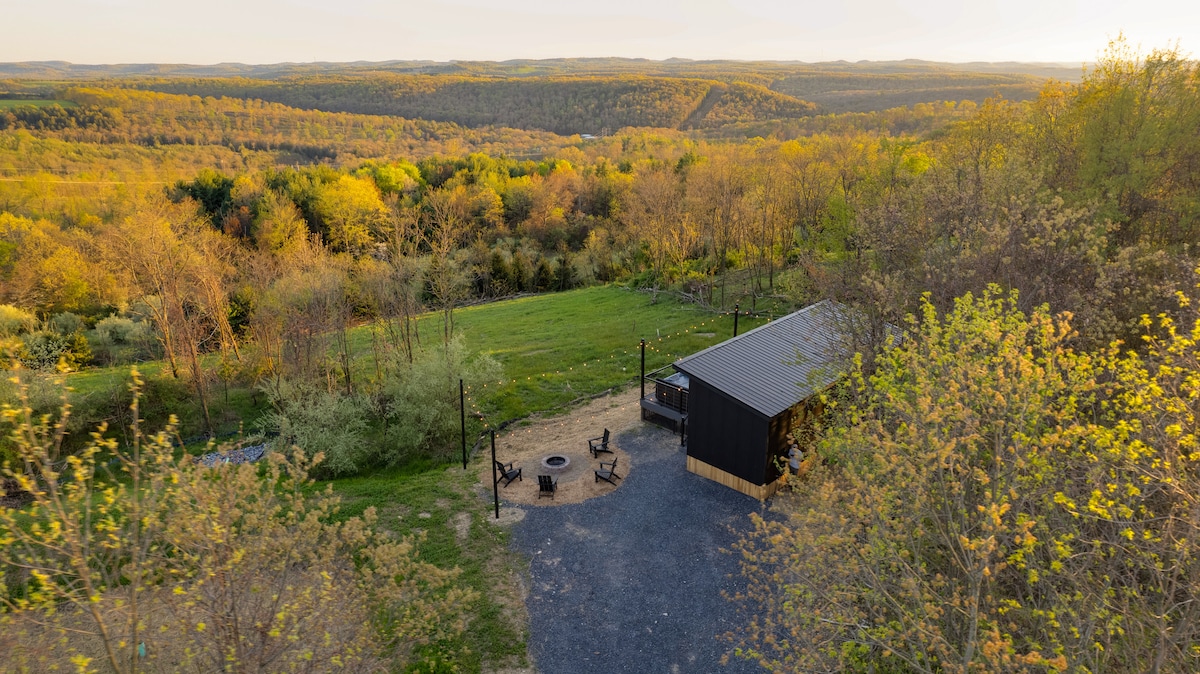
651, 300, 853, 499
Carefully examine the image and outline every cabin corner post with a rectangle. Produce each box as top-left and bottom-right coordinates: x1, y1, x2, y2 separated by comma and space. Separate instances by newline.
640, 338, 646, 401
460, 378, 467, 470
490, 430, 499, 520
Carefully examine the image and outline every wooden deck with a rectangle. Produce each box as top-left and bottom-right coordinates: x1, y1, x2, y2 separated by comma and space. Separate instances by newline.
639, 394, 687, 423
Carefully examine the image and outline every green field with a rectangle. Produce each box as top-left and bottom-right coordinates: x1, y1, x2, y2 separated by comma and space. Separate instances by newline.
0, 98, 76, 109
64, 284, 771, 439
337, 284, 770, 426
330, 286, 770, 669
450, 285, 767, 422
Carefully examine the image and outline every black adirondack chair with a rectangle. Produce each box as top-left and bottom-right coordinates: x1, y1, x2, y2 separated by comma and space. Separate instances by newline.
495, 460, 522, 487
537, 474, 558, 499
588, 429, 613, 457
595, 456, 621, 485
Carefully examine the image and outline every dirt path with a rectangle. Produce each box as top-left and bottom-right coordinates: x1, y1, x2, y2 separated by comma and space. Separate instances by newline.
476, 388, 646, 506
679, 82, 728, 130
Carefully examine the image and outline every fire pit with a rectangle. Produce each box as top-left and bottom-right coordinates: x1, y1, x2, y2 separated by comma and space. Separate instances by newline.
540, 454, 571, 473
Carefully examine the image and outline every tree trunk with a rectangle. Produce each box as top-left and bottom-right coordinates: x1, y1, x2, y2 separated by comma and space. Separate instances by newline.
186, 335, 213, 436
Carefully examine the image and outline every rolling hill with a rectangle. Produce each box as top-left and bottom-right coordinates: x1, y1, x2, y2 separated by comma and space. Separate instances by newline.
0, 57, 1079, 128
128, 74, 817, 135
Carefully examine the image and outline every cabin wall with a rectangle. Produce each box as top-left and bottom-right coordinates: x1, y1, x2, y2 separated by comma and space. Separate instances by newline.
685, 375, 769, 486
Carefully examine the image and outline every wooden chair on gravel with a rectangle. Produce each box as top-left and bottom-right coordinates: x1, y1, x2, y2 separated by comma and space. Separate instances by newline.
494, 460, 522, 488
595, 456, 621, 485
588, 429, 613, 458
537, 475, 558, 499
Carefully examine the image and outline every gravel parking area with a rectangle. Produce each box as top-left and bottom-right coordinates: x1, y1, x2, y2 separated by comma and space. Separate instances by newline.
508, 423, 771, 673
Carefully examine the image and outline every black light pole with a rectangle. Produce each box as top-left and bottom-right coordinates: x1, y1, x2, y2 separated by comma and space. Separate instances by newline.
733, 303, 740, 337
490, 430, 500, 520
639, 338, 646, 401
459, 378, 467, 470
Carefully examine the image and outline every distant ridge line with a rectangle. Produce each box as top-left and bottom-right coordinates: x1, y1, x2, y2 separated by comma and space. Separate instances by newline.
0, 58, 1086, 82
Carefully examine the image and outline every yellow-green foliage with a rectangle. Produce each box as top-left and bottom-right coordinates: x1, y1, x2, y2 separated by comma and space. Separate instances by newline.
698, 82, 817, 128
51, 86, 564, 161
0, 369, 475, 673
132, 74, 818, 134
770, 71, 1045, 113
0, 304, 36, 337
730, 282, 1200, 672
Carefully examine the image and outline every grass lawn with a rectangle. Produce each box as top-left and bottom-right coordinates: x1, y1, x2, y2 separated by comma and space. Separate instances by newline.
447, 285, 768, 422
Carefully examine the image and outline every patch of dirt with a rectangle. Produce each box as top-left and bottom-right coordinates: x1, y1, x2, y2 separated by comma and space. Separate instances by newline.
485, 507, 527, 526
477, 509, 535, 674
450, 511, 472, 544
377, 502, 411, 522
477, 389, 643, 506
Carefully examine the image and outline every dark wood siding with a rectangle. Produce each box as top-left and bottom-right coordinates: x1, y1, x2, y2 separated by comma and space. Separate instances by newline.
686, 375, 769, 486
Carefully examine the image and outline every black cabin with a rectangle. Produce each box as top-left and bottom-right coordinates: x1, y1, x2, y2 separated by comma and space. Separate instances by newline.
667, 301, 850, 499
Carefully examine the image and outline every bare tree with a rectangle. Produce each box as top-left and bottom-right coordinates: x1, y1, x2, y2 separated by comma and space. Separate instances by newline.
686, 149, 749, 307
103, 197, 221, 434
623, 165, 689, 284
424, 186, 470, 347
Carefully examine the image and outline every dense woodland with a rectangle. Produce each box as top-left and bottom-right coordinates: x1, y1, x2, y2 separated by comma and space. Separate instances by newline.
2, 42, 1200, 671
128, 74, 823, 134
0, 56, 1066, 112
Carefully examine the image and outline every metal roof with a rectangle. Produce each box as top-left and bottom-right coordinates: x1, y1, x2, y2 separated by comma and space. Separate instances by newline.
673, 300, 851, 418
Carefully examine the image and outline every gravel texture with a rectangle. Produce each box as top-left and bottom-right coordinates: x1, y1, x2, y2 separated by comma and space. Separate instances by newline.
508, 423, 771, 673
197, 443, 267, 467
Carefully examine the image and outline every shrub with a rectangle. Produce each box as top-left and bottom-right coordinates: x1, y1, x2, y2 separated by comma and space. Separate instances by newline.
730, 286, 1200, 672
0, 336, 20, 369
260, 379, 371, 477
0, 371, 475, 672
17, 331, 68, 371
381, 335, 501, 465
532, 256, 555, 291
47, 311, 83, 336
0, 304, 36, 337
0, 372, 99, 464
91, 315, 157, 365
94, 315, 147, 345
16, 330, 91, 371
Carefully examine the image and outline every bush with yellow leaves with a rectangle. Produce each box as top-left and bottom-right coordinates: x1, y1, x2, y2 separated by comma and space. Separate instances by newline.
0, 369, 475, 673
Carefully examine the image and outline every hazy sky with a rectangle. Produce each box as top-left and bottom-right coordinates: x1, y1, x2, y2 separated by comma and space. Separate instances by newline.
4, 0, 1197, 65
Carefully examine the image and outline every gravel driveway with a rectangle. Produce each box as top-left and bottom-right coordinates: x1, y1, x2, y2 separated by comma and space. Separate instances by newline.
508, 423, 771, 673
